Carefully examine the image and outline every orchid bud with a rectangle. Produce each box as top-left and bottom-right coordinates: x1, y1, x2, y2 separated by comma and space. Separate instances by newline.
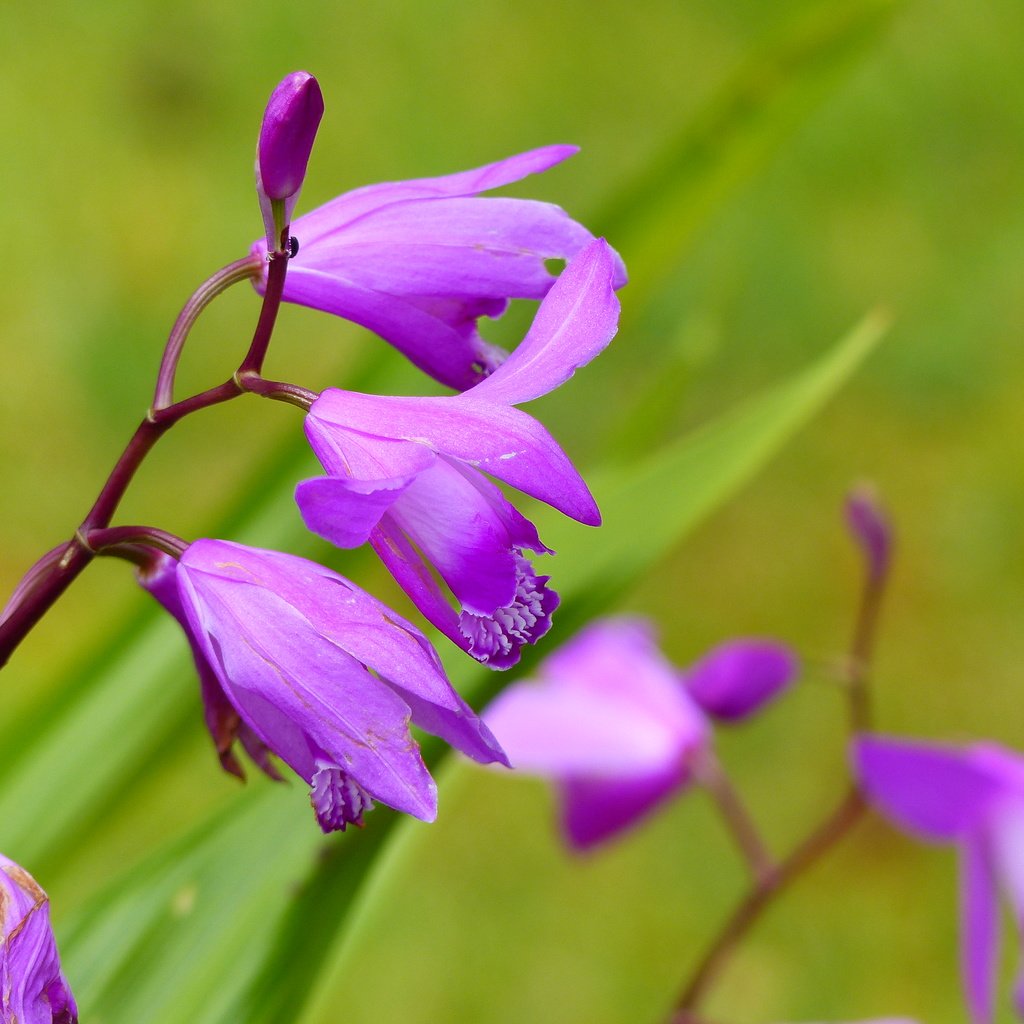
845, 483, 893, 584
0, 854, 77, 1023
684, 639, 798, 722
256, 71, 324, 249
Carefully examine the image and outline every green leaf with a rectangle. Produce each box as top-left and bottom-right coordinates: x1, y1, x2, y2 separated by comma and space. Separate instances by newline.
596, 0, 901, 308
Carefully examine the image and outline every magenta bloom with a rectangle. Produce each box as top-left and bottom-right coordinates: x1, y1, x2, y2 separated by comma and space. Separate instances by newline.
140, 541, 507, 832
251, 144, 627, 390
255, 71, 324, 248
0, 854, 77, 1024
295, 239, 620, 669
484, 619, 796, 849
855, 735, 1024, 1024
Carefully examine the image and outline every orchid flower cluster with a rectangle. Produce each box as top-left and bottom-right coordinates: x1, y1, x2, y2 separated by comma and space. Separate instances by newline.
0, 70, 1019, 1024
0, 71, 627, 1021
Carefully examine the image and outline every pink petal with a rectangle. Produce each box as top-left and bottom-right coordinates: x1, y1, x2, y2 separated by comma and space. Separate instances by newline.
853, 736, 1006, 841
468, 238, 623, 406
293, 145, 580, 245
311, 388, 599, 524
961, 830, 999, 1024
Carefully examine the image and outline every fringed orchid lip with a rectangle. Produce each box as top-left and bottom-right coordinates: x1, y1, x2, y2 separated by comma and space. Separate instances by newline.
295, 240, 621, 670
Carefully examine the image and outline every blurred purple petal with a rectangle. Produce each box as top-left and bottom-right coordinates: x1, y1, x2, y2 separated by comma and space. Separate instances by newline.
561, 764, 692, 851
853, 736, 1003, 841
685, 639, 798, 722
961, 830, 999, 1024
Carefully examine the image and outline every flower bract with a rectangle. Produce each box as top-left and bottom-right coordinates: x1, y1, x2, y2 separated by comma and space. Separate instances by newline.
295, 238, 620, 669
251, 144, 627, 390
140, 541, 507, 832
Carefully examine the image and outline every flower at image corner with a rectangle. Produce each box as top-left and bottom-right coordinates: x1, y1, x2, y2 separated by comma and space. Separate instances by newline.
854, 734, 1024, 1024
251, 144, 627, 390
295, 238, 620, 670
0, 854, 77, 1024
483, 618, 797, 849
140, 541, 508, 832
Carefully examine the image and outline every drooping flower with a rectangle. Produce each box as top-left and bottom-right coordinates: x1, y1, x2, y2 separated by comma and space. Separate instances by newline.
295, 238, 620, 669
139, 541, 507, 832
251, 144, 627, 390
483, 618, 797, 849
255, 71, 324, 249
854, 734, 1024, 1024
0, 854, 77, 1024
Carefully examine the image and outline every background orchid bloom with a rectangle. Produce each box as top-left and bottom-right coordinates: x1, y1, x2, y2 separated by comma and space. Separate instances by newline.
483, 617, 796, 850
854, 735, 1024, 1024
484, 618, 710, 849
140, 542, 508, 832
251, 144, 627, 390
0, 854, 77, 1024
295, 238, 621, 669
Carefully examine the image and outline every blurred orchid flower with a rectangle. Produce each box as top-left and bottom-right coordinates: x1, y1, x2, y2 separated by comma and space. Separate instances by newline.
140, 541, 507, 832
295, 238, 620, 669
484, 618, 797, 849
0, 854, 77, 1024
854, 735, 1024, 1024
251, 144, 626, 389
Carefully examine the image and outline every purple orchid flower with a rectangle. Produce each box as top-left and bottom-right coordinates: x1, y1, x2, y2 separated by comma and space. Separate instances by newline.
483, 618, 797, 850
0, 854, 77, 1024
139, 541, 508, 832
250, 144, 627, 390
294, 238, 621, 670
854, 734, 1024, 1024
255, 71, 324, 249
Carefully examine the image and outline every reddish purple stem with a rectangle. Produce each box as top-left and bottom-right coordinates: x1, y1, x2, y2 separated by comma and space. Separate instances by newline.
0, 246, 294, 668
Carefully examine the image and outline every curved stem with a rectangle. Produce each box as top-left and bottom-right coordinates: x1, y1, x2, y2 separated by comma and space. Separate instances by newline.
669, 503, 891, 1020
671, 788, 865, 1019
153, 255, 262, 410
87, 525, 188, 559
693, 749, 775, 883
238, 239, 290, 376
0, 242, 296, 669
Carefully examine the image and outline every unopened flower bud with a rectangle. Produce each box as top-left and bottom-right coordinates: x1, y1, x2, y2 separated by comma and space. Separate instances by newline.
684, 640, 798, 722
256, 71, 324, 248
845, 483, 893, 584
0, 854, 77, 1023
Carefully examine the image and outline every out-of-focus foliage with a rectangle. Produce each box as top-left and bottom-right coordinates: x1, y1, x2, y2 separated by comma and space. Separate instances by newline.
0, 0, 1021, 1021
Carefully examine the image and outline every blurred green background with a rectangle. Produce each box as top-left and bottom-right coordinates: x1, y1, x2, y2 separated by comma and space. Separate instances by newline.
1, 0, 1023, 1021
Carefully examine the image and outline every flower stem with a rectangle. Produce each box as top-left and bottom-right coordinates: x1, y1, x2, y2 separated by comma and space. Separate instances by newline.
153, 255, 262, 410
0, 241, 296, 669
670, 787, 865, 1020
238, 235, 291, 376
668, 498, 891, 1020
692, 749, 775, 883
